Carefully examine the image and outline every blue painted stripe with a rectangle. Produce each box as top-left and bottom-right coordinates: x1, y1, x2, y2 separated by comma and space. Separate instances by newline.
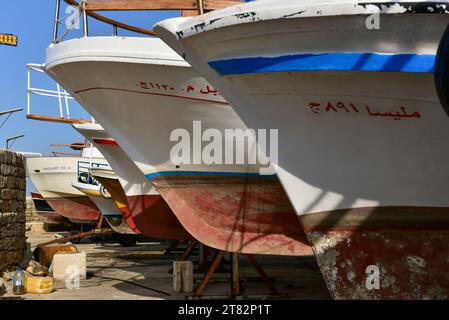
145, 170, 275, 182
209, 52, 436, 75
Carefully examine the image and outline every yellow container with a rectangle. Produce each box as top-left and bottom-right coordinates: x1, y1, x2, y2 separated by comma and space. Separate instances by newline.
25, 276, 53, 294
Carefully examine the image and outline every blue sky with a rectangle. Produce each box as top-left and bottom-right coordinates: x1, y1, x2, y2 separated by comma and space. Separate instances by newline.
0, 1, 180, 192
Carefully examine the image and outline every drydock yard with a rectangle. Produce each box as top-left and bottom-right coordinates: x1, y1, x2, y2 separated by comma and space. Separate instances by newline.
1, 222, 329, 300
2, 0, 449, 308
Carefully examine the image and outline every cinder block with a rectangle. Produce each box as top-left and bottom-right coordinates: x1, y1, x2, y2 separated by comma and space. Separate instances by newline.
30, 222, 45, 233
173, 261, 193, 293
52, 252, 86, 281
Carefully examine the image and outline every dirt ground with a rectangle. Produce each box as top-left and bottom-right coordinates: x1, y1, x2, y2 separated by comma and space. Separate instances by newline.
1, 230, 330, 300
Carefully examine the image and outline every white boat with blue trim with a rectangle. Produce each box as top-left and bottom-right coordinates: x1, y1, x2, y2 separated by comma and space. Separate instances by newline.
155, 0, 449, 299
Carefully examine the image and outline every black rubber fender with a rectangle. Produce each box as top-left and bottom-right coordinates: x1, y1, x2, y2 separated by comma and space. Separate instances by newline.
435, 23, 449, 117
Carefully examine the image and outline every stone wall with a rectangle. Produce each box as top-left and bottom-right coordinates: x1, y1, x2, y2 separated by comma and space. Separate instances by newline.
0, 149, 26, 271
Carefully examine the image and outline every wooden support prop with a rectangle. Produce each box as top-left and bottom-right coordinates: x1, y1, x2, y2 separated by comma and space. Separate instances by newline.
178, 240, 198, 261
96, 215, 104, 229
193, 250, 225, 298
168, 240, 198, 274
84, 0, 243, 11
230, 252, 240, 296
246, 254, 279, 295
26, 114, 93, 124
38, 228, 114, 247
164, 240, 180, 254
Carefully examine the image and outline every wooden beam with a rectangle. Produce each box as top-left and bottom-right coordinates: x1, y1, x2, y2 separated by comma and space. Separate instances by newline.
84, 0, 243, 11
194, 250, 225, 298
182, 9, 199, 16
246, 254, 279, 295
50, 143, 90, 148
230, 252, 240, 296
26, 114, 93, 124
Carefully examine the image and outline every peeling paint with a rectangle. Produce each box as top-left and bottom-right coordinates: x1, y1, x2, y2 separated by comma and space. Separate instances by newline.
281, 10, 305, 19
304, 229, 449, 299
407, 255, 427, 274
159, 0, 449, 42
358, 2, 449, 14
382, 275, 396, 288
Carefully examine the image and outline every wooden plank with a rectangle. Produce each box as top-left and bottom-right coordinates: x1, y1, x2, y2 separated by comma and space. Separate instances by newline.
26, 114, 93, 124
50, 143, 90, 148
204, 0, 243, 10
84, 0, 243, 11
182, 9, 199, 16
85, 0, 197, 11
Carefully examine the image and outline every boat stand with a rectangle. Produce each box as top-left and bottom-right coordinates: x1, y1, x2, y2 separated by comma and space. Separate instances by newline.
191, 250, 282, 299
168, 240, 199, 274
37, 214, 114, 247
37, 228, 114, 247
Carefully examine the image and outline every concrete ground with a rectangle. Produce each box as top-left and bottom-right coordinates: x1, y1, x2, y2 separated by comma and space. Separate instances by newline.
2, 230, 331, 300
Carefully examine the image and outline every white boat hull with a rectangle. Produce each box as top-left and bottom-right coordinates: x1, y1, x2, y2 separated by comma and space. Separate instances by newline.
155, 0, 449, 298
26, 156, 106, 223
46, 37, 312, 256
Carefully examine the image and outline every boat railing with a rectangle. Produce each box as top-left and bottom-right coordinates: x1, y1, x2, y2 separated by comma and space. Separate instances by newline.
52, 0, 244, 43
27, 63, 94, 124
77, 159, 109, 186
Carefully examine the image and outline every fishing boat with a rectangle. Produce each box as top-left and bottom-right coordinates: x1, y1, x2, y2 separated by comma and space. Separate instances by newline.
30, 192, 65, 224
72, 122, 193, 240
26, 146, 108, 224
45, 36, 311, 256
155, 0, 449, 298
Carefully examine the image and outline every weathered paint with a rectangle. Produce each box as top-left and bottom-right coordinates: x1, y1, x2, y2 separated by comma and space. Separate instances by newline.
300, 208, 449, 299
45, 196, 100, 224
159, 0, 449, 40
154, 0, 449, 300
152, 174, 313, 256
94, 175, 193, 240
127, 194, 194, 240
34, 211, 64, 224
